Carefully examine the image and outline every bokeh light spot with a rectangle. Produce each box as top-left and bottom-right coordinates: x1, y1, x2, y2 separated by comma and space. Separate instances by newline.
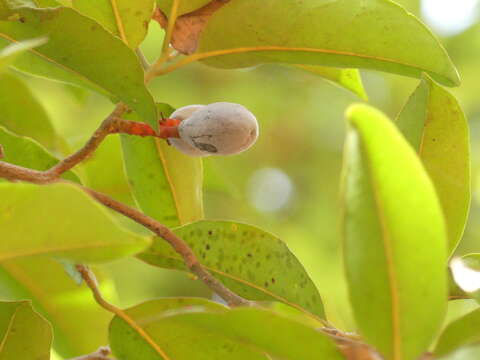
421, 0, 479, 36
247, 168, 294, 213
451, 258, 480, 293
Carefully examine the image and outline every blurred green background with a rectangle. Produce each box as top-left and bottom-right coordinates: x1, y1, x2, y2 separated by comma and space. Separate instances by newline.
3, 0, 480, 352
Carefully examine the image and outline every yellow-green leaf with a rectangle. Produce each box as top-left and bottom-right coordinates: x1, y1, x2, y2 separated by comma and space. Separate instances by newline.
156, 0, 210, 16
166, 307, 344, 360
438, 345, 480, 360
0, 36, 44, 71
293, 65, 368, 100
396, 74, 470, 254
109, 299, 342, 360
138, 220, 325, 319
121, 103, 203, 227
0, 182, 151, 263
109, 298, 246, 360
342, 104, 448, 360
0, 300, 52, 360
198, 0, 459, 86
0, 257, 112, 357
0, 73, 60, 151
0, 125, 78, 183
72, 0, 154, 48
435, 308, 480, 357
0, 5, 157, 126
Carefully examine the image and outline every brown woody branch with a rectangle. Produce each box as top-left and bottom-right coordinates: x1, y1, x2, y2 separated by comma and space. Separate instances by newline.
0, 104, 127, 184
0, 108, 181, 184
82, 186, 251, 307
75, 265, 171, 358
68, 346, 112, 360
0, 122, 249, 307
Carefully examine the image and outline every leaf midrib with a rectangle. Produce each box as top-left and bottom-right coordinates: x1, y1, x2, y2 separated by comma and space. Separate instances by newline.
141, 252, 323, 322
1, 262, 74, 351
189, 46, 457, 85
110, 0, 128, 44
358, 135, 401, 360
0, 303, 20, 353
0, 239, 147, 262
0, 33, 109, 96
154, 139, 184, 225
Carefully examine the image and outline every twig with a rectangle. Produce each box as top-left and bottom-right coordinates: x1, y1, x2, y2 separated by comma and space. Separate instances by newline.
161, 0, 180, 56
0, 113, 181, 184
82, 186, 251, 307
320, 328, 382, 360
2, 103, 128, 183
68, 346, 112, 360
75, 265, 172, 360
150, 0, 181, 75
135, 48, 150, 70
0, 159, 250, 306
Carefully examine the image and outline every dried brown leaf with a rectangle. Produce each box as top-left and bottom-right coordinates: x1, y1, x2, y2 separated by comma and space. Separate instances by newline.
153, 0, 230, 54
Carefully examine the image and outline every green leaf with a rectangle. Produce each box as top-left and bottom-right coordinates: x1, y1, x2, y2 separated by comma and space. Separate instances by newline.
342, 104, 448, 360
397, 75, 470, 253
121, 103, 204, 227
72, 0, 154, 48
198, 0, 459, 86
293, 65, 368, 100
33, 0, 61, 7
83, 135, 137, 207
0, 125, 78, 182
109, 298, 257, 360
435, 308, 480, 357
0, 5, 157, 126
0, 73, 60, 151
0, 300, 52, 360
438, 345, 480, 360
0, 36, 44, 70
156, 0, 210, 16
166, 307, 344, 360
0, 182, 151, 263
138, 220, 325, 319
109, 299, 342, 360
0, 257, 111, 357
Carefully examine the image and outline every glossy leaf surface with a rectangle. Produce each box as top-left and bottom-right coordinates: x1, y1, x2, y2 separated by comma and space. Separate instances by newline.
342, 104, 448, 360
0, 301, 52, 360
0, 5, 157, 126
438, 345, 480, 360
0, 73, 59, 151
397, 75, 470, 253
72, 0, 154, 48
0, 125, 78, 182
168, 307, 344, 359
109, 298, 260, 360
138, 220, 324, 318
0, 182, 150, 263
0, 36, 45, 70
294, 65, 367, 100
435, 308, 480, 357
121, 103, 203, 227
0, 257, 111, 357
198, 0, 459, 86
109, 299, 342, 360
156, 0, 210, 16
